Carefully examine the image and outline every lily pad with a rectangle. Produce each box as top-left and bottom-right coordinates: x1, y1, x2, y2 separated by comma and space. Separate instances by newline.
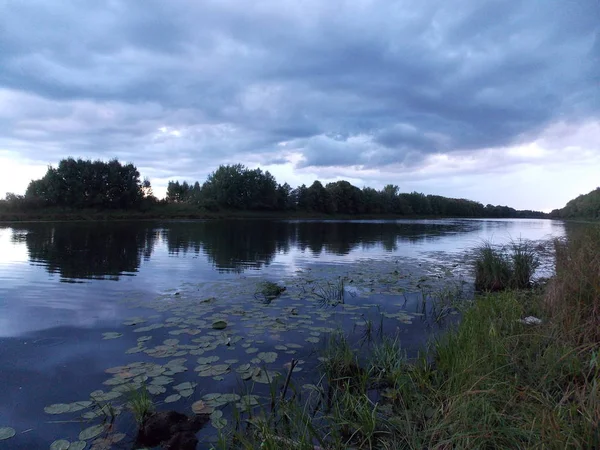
150, 376, 174, 386
68, 401, 92, 412
251, 368, 280, 384
174, 381, 196, 391
79, 424, 105, 441
198, 364, 230, 377
165, 394, 181, 403
147, 385, 166, 395
191, 400, 214, 415
50, 440, 70, 450
212, 320, 227, 330
179, 388, 194, 398
44, 403, 71, 415
0, 427, 16, 441
197, 356, 219, 365
102, 332, 122, 340
69, 442, 87, 450
210, 410, 227, 429
257, 352, 278, 363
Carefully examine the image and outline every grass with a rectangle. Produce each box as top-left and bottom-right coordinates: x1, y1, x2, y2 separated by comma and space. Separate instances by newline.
474, 239, 539, 291
314, 277, 346, 306
127, 385, 154, 425
218, 226, 599, 449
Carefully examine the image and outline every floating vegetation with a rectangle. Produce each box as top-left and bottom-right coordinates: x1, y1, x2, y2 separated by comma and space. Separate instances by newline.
211, 320, 228, 330
35, 255, 470, 448
78, 424, 106, 441
0, 427, 15, 441
255, 281, 287, 304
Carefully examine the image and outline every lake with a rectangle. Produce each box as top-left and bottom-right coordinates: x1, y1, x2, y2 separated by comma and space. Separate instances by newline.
0, 219, 565, 449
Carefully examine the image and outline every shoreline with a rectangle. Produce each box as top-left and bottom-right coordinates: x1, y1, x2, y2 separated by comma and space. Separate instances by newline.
0, 207, 551, 224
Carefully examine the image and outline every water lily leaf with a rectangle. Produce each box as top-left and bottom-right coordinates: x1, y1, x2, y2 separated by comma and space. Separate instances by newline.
50, 439, 70, 450
210, 410, 227, 429
147, 385, 166, 395
305, 337, 320, 344
150, 376, 174, 386
212, 320, 227, 330
69, 442, 86, 450
197, 356, 219, 365
173, 382, 196, 391
179, 389, 194, 397
79, 424, 105, 441
251, 369, 280, 384
257, 352, 277, 363
245, 347, 258, 354
203, 393, 222, 400
212, 376, 224, 381
165, 394, 181, 403
191, 400, 214, 415
44, 403, 71, 414
235, 363, 251, 373
68, 401, 92, 412
0, 427, 16, 441
198, 364, 230, 377
163, 339, 179, 346
102, 332, 122, 340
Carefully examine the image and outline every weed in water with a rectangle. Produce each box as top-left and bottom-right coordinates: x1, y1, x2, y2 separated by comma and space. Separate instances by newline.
128, 385, 154, 425
474, 241, 512, 291
369, 337, 406, 386
255, 281, 286, 304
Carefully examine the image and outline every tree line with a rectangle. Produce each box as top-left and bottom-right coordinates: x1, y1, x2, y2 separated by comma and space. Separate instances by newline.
2, 158, 546, 218
166, 163, 545, 218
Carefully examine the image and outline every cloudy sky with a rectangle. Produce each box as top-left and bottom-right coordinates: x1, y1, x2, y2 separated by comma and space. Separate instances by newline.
0, 0, 598, 211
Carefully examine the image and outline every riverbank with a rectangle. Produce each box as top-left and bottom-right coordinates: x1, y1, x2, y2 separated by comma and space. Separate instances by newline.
216, 226, 599, 449
0, 204, 549, 223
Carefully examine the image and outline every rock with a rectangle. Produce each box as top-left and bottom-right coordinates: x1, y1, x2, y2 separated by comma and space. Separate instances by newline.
519, 316, 542, 325
166, 431, 199, 450
137, 410, 209, 450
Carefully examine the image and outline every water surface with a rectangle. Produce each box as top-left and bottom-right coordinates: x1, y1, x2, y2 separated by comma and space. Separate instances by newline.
0, 219, 565, 448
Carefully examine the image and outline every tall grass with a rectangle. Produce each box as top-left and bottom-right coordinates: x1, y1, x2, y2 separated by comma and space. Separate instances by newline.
474, 239, 539, 291
546, 225, 600, 344
128, 385, 154, 425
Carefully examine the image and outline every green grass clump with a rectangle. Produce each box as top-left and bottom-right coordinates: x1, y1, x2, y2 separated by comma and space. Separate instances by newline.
369, 337, 406, 386
474, 239, 539, 291
128, 385, 154, 425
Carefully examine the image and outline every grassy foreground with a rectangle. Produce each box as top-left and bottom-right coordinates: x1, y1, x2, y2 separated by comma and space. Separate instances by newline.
214, 227, 600, 449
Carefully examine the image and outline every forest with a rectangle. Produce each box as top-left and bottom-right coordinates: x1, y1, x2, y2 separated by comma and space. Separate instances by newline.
1, 158, 547, 219
551, 187, 600, 219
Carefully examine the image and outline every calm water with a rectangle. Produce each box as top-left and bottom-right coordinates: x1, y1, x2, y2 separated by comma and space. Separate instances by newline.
0, 219, 565, 449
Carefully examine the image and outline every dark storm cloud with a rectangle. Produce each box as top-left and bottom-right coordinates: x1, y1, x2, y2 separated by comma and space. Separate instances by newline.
0, 0, 597, 173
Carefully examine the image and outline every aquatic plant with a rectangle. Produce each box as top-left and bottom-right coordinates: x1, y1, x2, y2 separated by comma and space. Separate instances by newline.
474, 239, 539, 291
508, 238, 540, 289
474, 241, 512, 291
127, 385, 154, 425
314, 277, 345, 306
255, 281, 286, 304
368, 337, 406, 385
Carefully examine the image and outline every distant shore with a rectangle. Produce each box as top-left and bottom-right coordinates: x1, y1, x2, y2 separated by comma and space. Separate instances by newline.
0, 206, 550, 223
